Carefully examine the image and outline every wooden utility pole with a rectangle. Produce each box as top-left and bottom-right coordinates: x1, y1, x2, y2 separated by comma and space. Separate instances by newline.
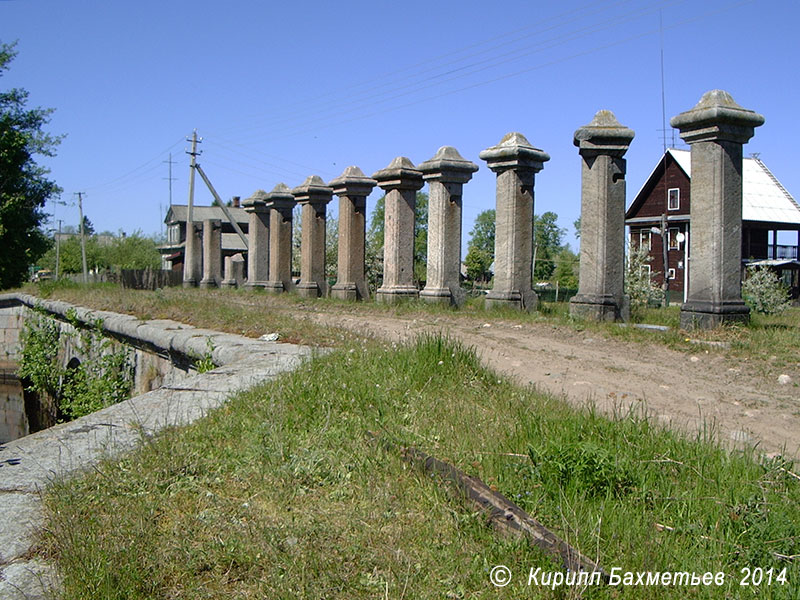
55, 219, 62, 280
194, 163, 248, 248
75, 192, 88, 284
186, 131, 201, 230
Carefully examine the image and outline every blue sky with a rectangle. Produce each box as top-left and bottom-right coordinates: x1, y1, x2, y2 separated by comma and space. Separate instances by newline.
2, 0, 797, 248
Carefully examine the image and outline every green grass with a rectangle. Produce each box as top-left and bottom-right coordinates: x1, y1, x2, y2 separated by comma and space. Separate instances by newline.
42, 336, 800, 599
21, 281, 800, 380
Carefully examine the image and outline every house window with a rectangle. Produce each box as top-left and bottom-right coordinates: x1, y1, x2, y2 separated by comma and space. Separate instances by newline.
668, 268, 676, 280
668, 188, 680, 211
168, 225, 180, 244
639, 230, 651, 251
668, 227, 680, 250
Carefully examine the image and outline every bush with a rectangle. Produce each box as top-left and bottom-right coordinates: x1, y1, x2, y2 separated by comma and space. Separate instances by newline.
624, 243, 663, 310
742, 266, 790, 315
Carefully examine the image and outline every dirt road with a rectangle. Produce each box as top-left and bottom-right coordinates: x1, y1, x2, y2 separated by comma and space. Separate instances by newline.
297, 307, 799, 460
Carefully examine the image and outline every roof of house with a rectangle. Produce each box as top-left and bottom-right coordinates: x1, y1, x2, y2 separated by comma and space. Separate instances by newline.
165, 204, 249, 225
628, 149, 800, 226
158, 233, 248, 253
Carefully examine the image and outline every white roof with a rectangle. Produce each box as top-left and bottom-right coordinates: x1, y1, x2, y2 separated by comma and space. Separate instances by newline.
668, 149, 800, 225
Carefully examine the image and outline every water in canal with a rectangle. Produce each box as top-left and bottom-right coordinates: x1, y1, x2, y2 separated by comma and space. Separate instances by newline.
0, 361, 28, 444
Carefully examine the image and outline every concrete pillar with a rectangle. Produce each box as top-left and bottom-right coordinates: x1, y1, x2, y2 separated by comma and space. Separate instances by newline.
221, 253, 245, 288
329, 166, 376, 301
198, 219, 222, 288
372, 157, 424, 303
263, 183, 297, 294
182, 222, 202, 288
569, 110, 635, 321
418, 146, 478, 306
243, 189, 270, 289
293, 175, 334, 298
671, 90, 764, 329
479, 132, 549, 311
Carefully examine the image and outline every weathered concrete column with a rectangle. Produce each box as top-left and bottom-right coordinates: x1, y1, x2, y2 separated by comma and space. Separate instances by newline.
372, 157, 424, 303
199, 219, 222, 289
243, 189, 270, 289
418, 146, 478, 306
221, 253, 245, 288
671, 90, 764, 329
182, 222, 202, 288
479, 132, 549, 311
263, 183, 297, 294
293, 176, 334, 298
329, 166, 376, 301
569, 110, 635, 321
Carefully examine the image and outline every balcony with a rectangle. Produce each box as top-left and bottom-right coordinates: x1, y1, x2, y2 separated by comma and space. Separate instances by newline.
767, 245, 799, 260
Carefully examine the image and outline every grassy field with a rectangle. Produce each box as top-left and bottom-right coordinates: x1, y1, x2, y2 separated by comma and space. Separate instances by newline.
41, 333, 799, 599
25, 280, 800, 376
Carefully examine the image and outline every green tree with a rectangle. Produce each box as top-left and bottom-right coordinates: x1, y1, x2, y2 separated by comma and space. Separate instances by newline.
81, 215, 95, 236
365, 192, 429, 288
0, 41, 62, 289
464, 209, 495, 283
106, 232, 161, 270
533, 211, 565, 281
553, 246, 579, 289
325, 216, 338, 281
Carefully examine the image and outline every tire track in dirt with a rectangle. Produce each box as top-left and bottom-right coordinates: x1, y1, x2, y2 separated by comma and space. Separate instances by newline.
302, 310, 800, 459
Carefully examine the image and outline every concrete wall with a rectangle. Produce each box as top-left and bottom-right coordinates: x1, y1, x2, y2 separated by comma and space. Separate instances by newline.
0, 293, 316, 600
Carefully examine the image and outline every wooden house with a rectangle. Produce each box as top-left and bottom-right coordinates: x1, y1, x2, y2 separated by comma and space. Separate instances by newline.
625, 149, 800, 301
159, 201, 249, 272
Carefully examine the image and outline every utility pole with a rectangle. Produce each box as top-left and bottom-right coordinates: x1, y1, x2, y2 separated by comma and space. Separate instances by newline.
162, 153, 178, 239
55, 219, 62, 280
75, 192, 88, 284
164, 152, 178, 207
186, 131, 201, 230
183, 131, 202, 287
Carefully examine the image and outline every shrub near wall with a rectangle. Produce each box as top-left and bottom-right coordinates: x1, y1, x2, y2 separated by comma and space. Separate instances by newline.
17, 308, 134, 421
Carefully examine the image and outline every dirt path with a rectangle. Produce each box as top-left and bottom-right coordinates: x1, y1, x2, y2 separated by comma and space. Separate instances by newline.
296, 308, 799, 460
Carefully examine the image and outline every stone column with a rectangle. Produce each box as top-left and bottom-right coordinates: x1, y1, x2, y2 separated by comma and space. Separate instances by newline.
182, 222, 202, 288
671, 90, 764, 329
479, 132, 549, 311
329, 166, 376, 301
263, 183, 296, 294
243, 189, 270, 289
418, 146, 478, 306
293, 176, 334, 298
221, 255, 236, 289
220, 253, 245, 289
199, 219, 222, 288
372, 157, 424, 303
569, 110, 635, 321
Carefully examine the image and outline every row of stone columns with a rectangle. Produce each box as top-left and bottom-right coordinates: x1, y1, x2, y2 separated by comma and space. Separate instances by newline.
184, 135, 551, 309
184, 89, 761, 329
567, 90, 762, 328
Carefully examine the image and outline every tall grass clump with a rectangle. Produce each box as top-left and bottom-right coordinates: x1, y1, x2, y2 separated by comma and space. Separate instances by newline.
41, 335, 799, 599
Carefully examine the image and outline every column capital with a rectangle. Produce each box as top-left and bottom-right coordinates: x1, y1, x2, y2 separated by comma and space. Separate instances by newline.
292, 175, 333, 206
574, 110, 634, 158
242, 189, 269, 214
329, 166, 377, 198
419, 146, 479, 184
671, 89, 764, 145
372, 156, 424, 191
265, 183, 296, 211
479, 132, 549, 174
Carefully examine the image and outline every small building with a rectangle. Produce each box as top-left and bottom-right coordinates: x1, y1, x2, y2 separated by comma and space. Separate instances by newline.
625, 149, 800, 302
159, 203, 249, 272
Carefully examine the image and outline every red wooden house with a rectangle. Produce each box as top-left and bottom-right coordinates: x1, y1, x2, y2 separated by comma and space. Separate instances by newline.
625, 149, 800, 301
